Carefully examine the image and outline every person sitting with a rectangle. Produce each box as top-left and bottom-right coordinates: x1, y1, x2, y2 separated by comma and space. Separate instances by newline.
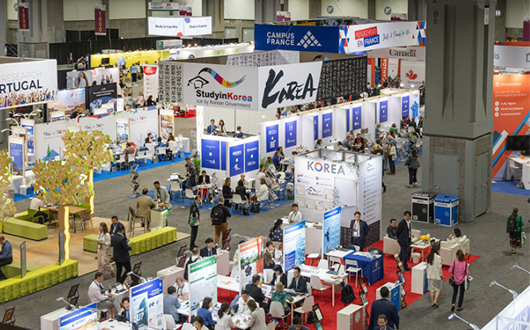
272, 282, 293, 315
246, 300, 267, 330
216, 302, 240, 329
163, 286, 181, 324
217, 119, 227, 136
314, 139, 323, 149
263, 250, 275, 269
198, 170, 210, 202
200, 238, 217, 257
184, 248, 200, 281
253, 178, 269, 204
29, 191, 49, 224
156, 137, 166, 148
245, 274, 266, 308
288, 203, 302, 224
206, 119, 217, 135
288, 317, 311, 330
354, 133, 365, 151
175, 277, 189, 300
285, 167, 295, 182
233, 126, 244, 138
238, 289, 255, 315
196, 297, 215, 329
222, 177, 233, 207
88, 272, 115, 319
389, 123, 398, 136
288, 266, 307, 293
272, 151, 281, 171
0, 236, 13, 281
122, 142, 136, 164
117, 297, 130, 322
387, 219, 398, 239
144, 132, 154, 145
447, 227, 466, 243
269, 264, 288, 287
235, 179, 249, 207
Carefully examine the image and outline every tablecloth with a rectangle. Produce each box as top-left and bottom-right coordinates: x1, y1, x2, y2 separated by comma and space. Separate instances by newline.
343, 252, 384, 285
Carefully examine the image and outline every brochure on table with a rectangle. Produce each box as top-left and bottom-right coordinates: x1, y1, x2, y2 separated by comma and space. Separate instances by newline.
189, 256, 218, 316
238, 237, 264, 293
58, 303, 97, 330
130, 278, 164, 328
283, 221, 306, 272
323, 207, 341, 255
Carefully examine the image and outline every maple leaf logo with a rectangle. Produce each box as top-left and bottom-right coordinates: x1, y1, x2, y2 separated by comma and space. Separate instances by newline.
406, 70, 417, 80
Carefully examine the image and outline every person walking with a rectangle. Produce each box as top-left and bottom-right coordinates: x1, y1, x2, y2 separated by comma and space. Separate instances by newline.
396, 211, 412, 271
507, 208, 524, 255
405, 149, 420, 187
210, 197, 231, 246
426, 244, 443, 308
111, 227, 132, 284
97, 222, 114, 278
189, 195, 200, 249
448, 250, 470, 312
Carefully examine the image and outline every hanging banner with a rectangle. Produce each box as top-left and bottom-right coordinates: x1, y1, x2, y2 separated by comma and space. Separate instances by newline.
245, 140, 259, 172
494, 45, 530, 69
143, 64, 159, 101
66, 68, 119, 89
254, 24, 339, 53
9, 136, 25, 174
492, 75, 530, 180
95, 5, 106, 36
340, 21, 426, 53
156, 39, 183, 50
368, 47, 425, 61
20, 119, 35, 155
314, 115, 319, 140
148, 17, 212, 37
238, 237, 264, 293
380, 100, 388, 123
265, 124, 279, 153
189, 257, 217, 316
277, 11, 291, 22
158, 62, 184, 104
402, 95, 410, 117
352, 106, 362, 130
59, 303, 97, 330
316, 57, 368, 101
90, 50, 170, 68
410, 91, 420, 119
285, 120, 297, 148
229, 143, 244, 177
201, 139, 220, 170
400, 60, 425, 89
148, 2, 180, 10
0, 59, 58, 110
380, 58, 389, 83
47, 88, 87, 122
283, 221, 306, 273
130, 278, 164, 328
323, 207, 341, 255
184, 16, 211, 35
18, 3, 30, 31
322, 112, 333, 138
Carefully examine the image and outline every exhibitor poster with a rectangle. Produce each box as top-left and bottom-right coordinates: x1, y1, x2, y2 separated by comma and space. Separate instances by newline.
244, 139, 259, 172
358, 157, 383, 227
47, 88, 87, 122
9, 136, 25, 173
189, 257, 217, 316
87, 83, 117, 114
285, 120, 297, 148
201, 139, 220, 170
265, 124, 279, 153
352, 106, 362, 130
143, 64, 159, 101
130, 278, 164, 328
322, 112, 333, 138
238, 237, 264, 292
66, 68, 119, 89
160, 109, 174, 141
229, 143, 244, 177
402, 95, 410, 117
58, 303, 97, 330
380, 100, 388, 123
283, 222, 306, 272
323, 207, 341, 254
20, 119, 34, 154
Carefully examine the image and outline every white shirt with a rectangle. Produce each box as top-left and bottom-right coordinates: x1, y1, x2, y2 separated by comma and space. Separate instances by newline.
88, 280, 108, 303
174, 282, 189, 298
216, 313, 238, 330
98, 232, 111, 249
288, 211, 302, 224
238, 296, 255, 316
257, 185, 269, 202
30, 198, 46, 210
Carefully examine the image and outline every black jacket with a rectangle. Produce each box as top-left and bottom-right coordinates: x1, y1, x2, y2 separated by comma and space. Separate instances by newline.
210, 204, 231, 225
396, 219, 411, 246
110, 221, 126, 239
245, 283, 265, 307
200, 247, 217, 257
111, 233, 131, 263
184, 255, 200, 281
288, 276, 307, 293
271, 272, 288, 287
349, 219, 370, 248
369, 298, 400, 329
198, 175, 210, 185
189, 202, 200, 226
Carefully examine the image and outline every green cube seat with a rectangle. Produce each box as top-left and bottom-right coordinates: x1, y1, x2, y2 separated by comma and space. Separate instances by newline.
3, 218, 47, 241
83, 234, 99, 253
1, 261, 41, 279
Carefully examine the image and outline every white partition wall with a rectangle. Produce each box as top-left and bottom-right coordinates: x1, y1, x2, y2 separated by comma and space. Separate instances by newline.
374, 97, 390, 126
301, 115, 315, 150
334, 107, 348, 144
257, 116, 302, 160
388, 96, 402, 128
226, 136, 260, 188
364, 102, 377, 141
201, 106, 277, 135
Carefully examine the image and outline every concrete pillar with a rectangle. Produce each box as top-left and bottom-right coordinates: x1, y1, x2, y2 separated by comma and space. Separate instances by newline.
46, 0, 64, 43
309, 0, 321, 19
202, 0, 224, 33
494, 0, 506, 42
368, 0, 376, 20
17, 0, 49, 58
0, 0, 6, 56
422, 0, 496, 222
255, 0, 288, 24
408, 0, 426, 21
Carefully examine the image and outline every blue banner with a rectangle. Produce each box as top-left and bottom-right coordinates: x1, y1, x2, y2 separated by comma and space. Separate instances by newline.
245, 140, 259, 172
322, 113, 332, 138
22, 124, 34, 154
323, 207, 341, 254
221, 141, 227, 171
402, 95, 410, 117
380, 100, 388, 123
283, 221, 306, 273
130, 278, 164, 328
9, 141, 23, 171
285, 121, 297, 148
229, 144, 244, 177
313, 116, 319, 140
201, 139, 220, 170
59, 303, 97, 329
265, 124, 279, 153
352, 106, 362, 130
346, 108, 350, 132
255, 24, 339, 53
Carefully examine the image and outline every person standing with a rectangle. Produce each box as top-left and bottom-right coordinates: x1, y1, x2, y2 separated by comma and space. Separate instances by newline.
210, 197, 231, 246
448, 250, 470, 312
246, 274, 266, 307
130, 63, 138, 82
109, 215, 126, 239
97, 223, 114, 278
396, 211, 412, 271
185, 157, 196, 189
184, 248, 200, 281
387, 134, 397, 175
374, 315, 394, 330
200, 238, 217, 257
136, 188, 156, 229
349, 211, 370, 251
189, 196, 200, 249
405, 149, 420, 187
112, 227, 132, 283
426, 244, 443, 308
206, 119, 217, 135
507, 208, 524, 255
0, 236, 13, 281
368, 287, 399, 330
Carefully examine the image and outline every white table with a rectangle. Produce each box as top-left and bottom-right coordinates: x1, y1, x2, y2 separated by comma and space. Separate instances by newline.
110, 287, 130, 312
11, 170, 36, 194
326, 249, 354, 267
217, 275, 240, 293
98, 319, 132, 330
157, 265, 184, 296
410, 238, 439, 262
40, 307, 71, 330
290, 264, 347, 307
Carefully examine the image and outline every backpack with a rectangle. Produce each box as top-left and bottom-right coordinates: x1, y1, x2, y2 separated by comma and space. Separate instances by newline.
212, 205, 224, 225
507, 215, 518, 233
341, 284, 356, 305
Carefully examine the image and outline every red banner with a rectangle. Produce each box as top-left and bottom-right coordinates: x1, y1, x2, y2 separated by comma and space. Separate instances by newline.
380, 58, 389, 83
18, 3, 30, 31
95, 5, 106, 36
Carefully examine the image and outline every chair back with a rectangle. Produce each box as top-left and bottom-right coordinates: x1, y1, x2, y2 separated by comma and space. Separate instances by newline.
222, 228, 232, 241
177, 244, 187, 259
129, 207, 136, 218
269, 301, 285, 318
233, 194, 243, 204
302, 295, 314, 312
345, 259, 359, 271
310, 274, 322, 290
168, 141, 178, 151
164, 314, 176, 329
26, 208, 37, 217
185, 189, 194, 199
317, 259, 328, 270
329, 256, 341, 266
157, 147, 166, 154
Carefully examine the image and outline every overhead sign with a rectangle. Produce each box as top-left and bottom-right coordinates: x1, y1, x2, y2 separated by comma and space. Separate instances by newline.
368, 46, 425, 60
130, 278, 164, 328
285, 120, 297, 148
402, 95, 409, 117
400, 60, 425, 89
148, 16, 212, 37
255, 24, 339, 53
95, 5, 106, 36
0, 59, 58, 110
18, 3, 30, 31
352, 105, 362, 130
494, 45, 530, 69
148, 2, 180, 10
316, 57, 367, 101
265, 124, 279, 152
340, 21, 426, 53
380, 100, 388, 123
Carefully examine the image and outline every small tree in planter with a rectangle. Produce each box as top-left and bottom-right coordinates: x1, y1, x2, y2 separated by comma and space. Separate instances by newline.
0, 151, 16, 222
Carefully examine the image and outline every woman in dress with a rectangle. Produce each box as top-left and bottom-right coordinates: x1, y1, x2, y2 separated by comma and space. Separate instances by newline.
97, 222, 114, 277
426, 244, 443, 308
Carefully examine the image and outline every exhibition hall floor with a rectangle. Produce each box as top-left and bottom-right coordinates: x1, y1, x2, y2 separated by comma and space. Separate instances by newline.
4, 117, 530, 330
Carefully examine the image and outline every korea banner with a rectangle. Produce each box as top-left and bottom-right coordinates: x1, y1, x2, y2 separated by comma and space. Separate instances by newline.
340, 21, 426, 53
183, 63, 258, 110
257, 62, 322, 110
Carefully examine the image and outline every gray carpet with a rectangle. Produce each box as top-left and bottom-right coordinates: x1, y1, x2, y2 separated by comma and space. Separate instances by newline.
4, 118, 530, 329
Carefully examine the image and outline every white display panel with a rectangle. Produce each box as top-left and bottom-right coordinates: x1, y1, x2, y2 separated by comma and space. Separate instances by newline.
238, 237, 264, 293
130, 279, 164, 328
283, 221, 306, 272
189, 257, 218, 316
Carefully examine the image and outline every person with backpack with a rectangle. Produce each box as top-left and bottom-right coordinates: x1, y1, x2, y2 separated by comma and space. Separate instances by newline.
183, 248, 200, 281
211, 197, 231, 246
507, 208, 524, 255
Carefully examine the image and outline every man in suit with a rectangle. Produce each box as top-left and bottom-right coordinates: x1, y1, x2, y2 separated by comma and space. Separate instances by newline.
163, 286, 181, 324
88, 272, 114, 320
200, 238, 217, 257
153, 181, 170, 208
245, 274, 266, 307
369, 287, 399, 330
109, 215, 126, 238
349, 211, 370, 251
112, 227, 132, 283
136, 188, 155, 229
288, 267, 307, 293
206, 119, 217, 135
396, 211, 412, 271
374, 314, 395, 330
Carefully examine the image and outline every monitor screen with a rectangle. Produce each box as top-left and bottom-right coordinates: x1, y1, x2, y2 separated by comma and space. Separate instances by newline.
506, 135, 529, 152
101, 58, 110, 64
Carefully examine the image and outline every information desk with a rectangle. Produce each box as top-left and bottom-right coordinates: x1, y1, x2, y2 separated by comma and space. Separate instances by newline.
288, 264, 347, 307
217, 249, 230, 276
157, 265, 184, 296
40, 307, 71, 330
343, 252, 384, 285
337, 304, 365, 330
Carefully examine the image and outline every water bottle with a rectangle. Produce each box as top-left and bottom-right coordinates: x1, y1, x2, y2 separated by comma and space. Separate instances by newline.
108, 284, 112, 294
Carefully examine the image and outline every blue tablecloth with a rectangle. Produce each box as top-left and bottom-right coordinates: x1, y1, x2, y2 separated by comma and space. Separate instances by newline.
343, 252, 384, 285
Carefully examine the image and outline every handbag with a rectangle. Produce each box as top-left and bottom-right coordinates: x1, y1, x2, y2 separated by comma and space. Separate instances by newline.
250, 202, 261, 213
448, 260, 455, 286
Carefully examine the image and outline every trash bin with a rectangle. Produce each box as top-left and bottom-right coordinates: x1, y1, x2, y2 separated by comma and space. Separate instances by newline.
434, 194, 459, 227
411, 193, 437, 223
412, 252, 421, 264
